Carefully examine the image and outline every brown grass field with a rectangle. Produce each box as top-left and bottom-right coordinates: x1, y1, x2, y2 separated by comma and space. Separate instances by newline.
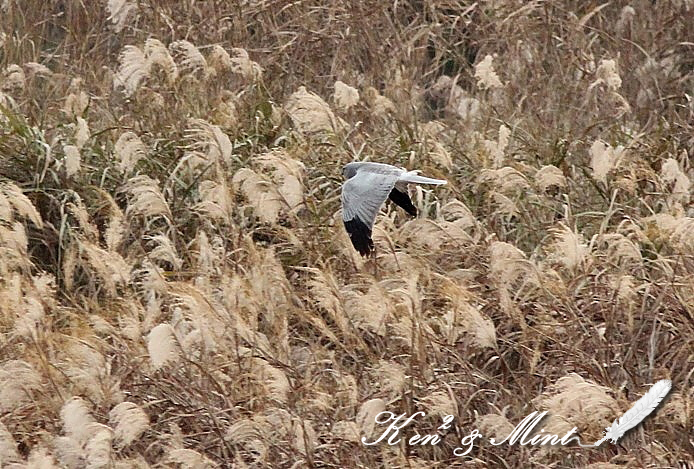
0, 1, 693, 467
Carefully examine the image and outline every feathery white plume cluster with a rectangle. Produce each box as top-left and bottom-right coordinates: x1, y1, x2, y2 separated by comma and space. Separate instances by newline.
229, 47, 263, 80
431, 75, 481, 121
591, 59, 622, 91
231, 152, 305, 224
24, 61, 53, 78
169, 40, 208, 77
147, 323, 180, 369
122, 175, 172, 220
549, 224, 589, 270
482, 125, 511, 167
422, 389, 457, 417
333, 80, 360, 111
255, 149, 306, 213
109, 402, 150, 447
356, 398, 386, 440
195, 179, 234, 222
63, 78, 89, 118
113, 45, 149, 97
61, 397, 96, 445
0, 360, 42, 412
363, 87, 396, 118
660, 158, 691, 204
74, 117, 90, 150
0, 182, 43, 228
167, 448, 217, 468
0, 422, 21, 465
147, 234, 182, 270
1, 64, 25, 92
0, 90, 17, 122
185, 118, 234, 170
590, 140, 625, 184
232, 168, 283, 224
533, 373, 618, 438
212, 90, 240, 129
478, 167, 529, 194
475, 55, 504, 90
343, 282, 392, 336
285, 86, 339, 134
80, 240, 130, 295
616, 5, 636, 34
535, 165, 567, 191
62, 144, 81, 177
144, 38, 179, 82
114, 38, 204, 96
115, 131, 146, 173
106, 0, 138, 33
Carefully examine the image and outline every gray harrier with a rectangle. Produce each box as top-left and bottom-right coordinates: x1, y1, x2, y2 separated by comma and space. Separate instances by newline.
341, 162, 447, 256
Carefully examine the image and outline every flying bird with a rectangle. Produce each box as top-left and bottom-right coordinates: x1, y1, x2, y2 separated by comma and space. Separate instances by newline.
341, 162, 447, 256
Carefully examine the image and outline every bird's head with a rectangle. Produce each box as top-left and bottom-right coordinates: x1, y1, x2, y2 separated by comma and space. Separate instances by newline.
342, 162, 360, 180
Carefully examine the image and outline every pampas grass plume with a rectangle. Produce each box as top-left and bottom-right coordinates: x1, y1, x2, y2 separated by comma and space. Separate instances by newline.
147, 324, 181, 369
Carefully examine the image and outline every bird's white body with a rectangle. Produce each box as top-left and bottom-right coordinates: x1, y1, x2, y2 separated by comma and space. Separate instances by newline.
340, 162, 447, 256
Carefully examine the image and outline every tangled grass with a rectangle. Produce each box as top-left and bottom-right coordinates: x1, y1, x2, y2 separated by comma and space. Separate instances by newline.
0, 1, 692, 467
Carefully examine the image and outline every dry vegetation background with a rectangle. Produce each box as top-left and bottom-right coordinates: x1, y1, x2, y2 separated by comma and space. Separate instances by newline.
0, 0, 693, 467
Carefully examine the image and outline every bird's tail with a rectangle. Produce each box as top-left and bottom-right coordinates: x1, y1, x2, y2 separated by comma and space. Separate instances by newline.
401, 171, 447, 185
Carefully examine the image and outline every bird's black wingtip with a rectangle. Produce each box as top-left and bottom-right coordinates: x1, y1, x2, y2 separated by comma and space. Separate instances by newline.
389, 188, 417, 217
344, 218, 374, 257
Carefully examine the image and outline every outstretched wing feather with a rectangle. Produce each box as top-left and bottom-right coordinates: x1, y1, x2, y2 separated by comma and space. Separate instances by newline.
341, 171, 398, 227
341, 170, 398, 256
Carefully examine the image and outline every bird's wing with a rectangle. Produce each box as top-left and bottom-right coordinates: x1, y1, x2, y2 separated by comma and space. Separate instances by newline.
389, 170, 446, 217
398, 171, 447, 185
341, 170, 398, 255
342, 170, 399, 226
388, 187, 417, 216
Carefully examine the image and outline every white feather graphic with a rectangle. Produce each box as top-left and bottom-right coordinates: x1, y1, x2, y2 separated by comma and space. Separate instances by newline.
594, 379, 672, 446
